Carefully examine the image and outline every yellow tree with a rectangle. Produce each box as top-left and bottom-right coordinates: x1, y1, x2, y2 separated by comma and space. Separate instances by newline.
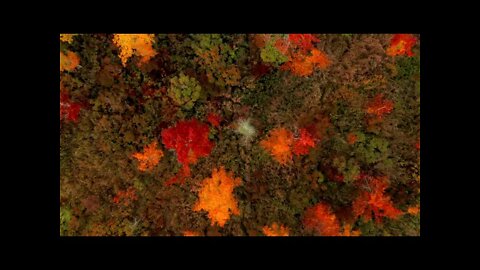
112, 34, 157, 66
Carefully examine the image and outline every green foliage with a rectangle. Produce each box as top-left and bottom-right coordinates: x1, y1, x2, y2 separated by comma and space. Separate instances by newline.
394, 55, 420, 81
320, 181, 357, 206
355, 135, 390, 164
343, 158, 360, 184
191, 34, 223, 51
168, 73, 202, 110
60, 207, 72, 236
191, 34, 243, 88
260, 38, 288, 66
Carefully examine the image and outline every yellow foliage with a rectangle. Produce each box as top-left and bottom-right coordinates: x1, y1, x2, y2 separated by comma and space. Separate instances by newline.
60, 51, 80, 72
112, 34, 157, 67
193, 166, 241, 227
60, 34, 77, 44
132, 141, 164, 172
260, 128, 294, 165
262, 223, 289, 236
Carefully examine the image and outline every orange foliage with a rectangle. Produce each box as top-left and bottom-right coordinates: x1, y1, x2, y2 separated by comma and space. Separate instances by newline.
183, 230, 202, 236
260, 128, 294, 165
407, 205, 420, 215
132, 141, 164, 172
352, 176, 403, 223
347, 133, 358, 145
307, 48, 331, 70
112, 187, 138, 206
366, 93, 394, 130
340, 224, 361, 236
193, 167, 241, 227
303, 203, 341, 236
386, 34, 417, 57
261, 127, 317, 164
113, 34, 157, 67
366, 94, 394, 118
281, 49, 330, 77
60, 51, 80, 72
262, 223, 290, 236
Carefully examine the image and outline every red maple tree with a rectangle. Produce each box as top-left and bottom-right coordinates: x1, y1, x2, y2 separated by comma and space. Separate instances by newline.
60, 92, 82, 123
386, 34, 417, 57
207, 113, 222, 127
366, 94, 394, 119
352, 176, 403, 223
293, 128, 316, 155
287, 34, 320, 53
303, 202, 341, 236
161, 119, 214, 185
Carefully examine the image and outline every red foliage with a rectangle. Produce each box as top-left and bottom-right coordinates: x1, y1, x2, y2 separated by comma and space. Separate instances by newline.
293, 128, 316, 155
288, 34, 320, 53
161, 119, 214, 185
366, 94, 394, 120
274, 38, 290, 55
112, 187, 138, 207
60, 92, 82, 123
415, 139, 420, 151
303, 202, 340, 236
386, 34, 417, 57
347, 133, 357, 145
207, 113, 222, 127
352, 176, 403, 223
161, 119, 214, 165
252, 62, 272, 78
164, 165, 191, 186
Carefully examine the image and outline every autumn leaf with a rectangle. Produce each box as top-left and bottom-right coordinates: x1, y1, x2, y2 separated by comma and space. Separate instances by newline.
366, 94, 394, 119
352, 176, 403, 223
293, 128, 316, 155
407, 205, 420, 215
60, 91, 82, 123
183, 230, 202, 236
386, 34, 417, 57
262, 223, 290, 236
161, 119, 214, 186
113, 34, 157, 67
60, 51, 80, 72
303, 202, 341, 236
112, 187, 138, 207
60, 34, 77, 44
260, 128, 294, 165
132, 140, 164, 172
307, 48, 330, 70
340, 224, 361, 236
347, 133, 358, 145
193, 167, 241, 227
207, 113, 222, 127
